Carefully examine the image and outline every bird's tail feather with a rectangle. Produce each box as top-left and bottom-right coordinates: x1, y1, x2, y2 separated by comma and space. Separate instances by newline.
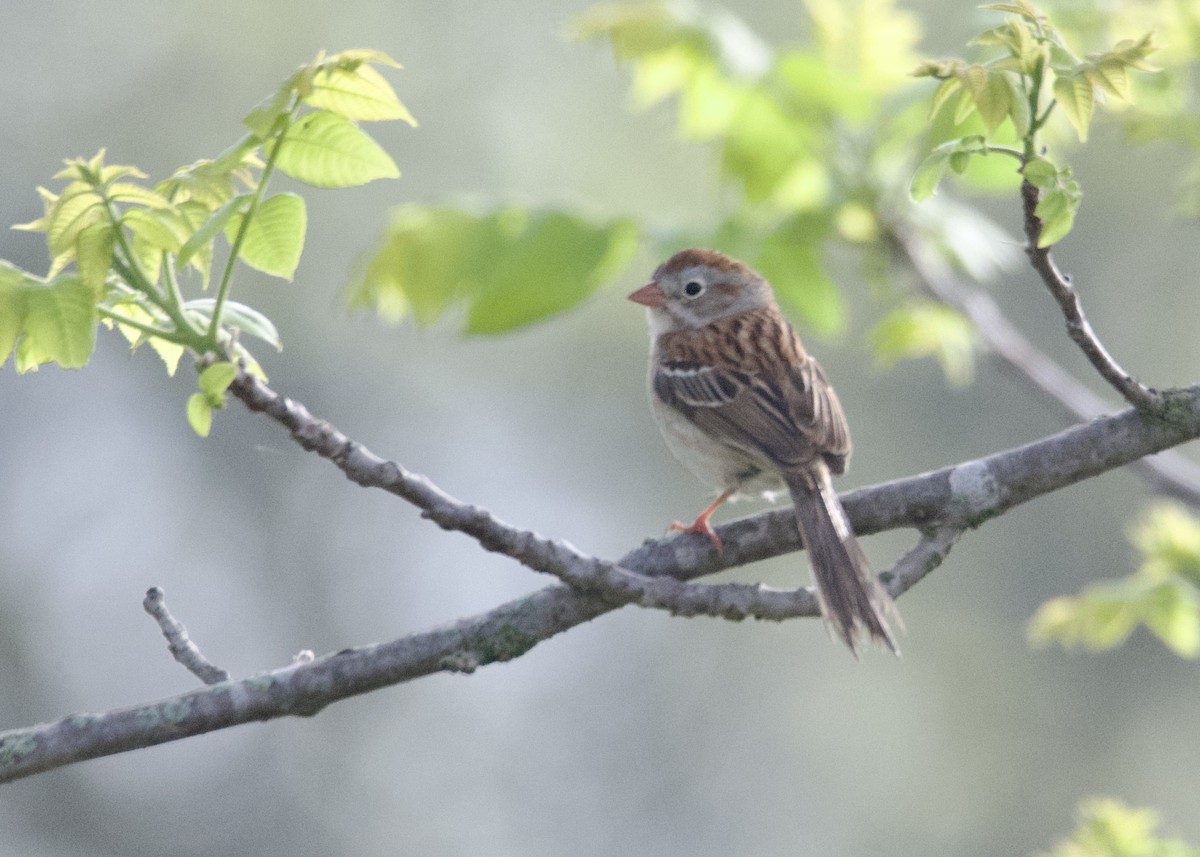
785, 468, 900, 656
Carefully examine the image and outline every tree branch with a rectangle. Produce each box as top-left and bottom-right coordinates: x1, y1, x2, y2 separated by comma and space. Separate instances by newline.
1020, 180, 1164, 412
220, 371, 934, 625
895, 228, 1200, 506
4, 378, 1200, 783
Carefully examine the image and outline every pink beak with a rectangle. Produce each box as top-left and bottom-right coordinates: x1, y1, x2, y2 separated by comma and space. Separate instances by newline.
627, 281, 666, 309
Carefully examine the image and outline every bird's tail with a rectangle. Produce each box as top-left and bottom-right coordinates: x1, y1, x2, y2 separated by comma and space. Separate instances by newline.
785, 467, 900, 656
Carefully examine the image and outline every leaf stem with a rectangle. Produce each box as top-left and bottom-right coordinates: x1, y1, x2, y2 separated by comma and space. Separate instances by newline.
983, 145, 1026, 161
205, 100, 296, 350
97, 306, 188, 342
1031, 99, 1057, 135
109, 255, 201, 347
1023, 56, 1044, 162
160, 254, 204, 338
99, 197, 164, 302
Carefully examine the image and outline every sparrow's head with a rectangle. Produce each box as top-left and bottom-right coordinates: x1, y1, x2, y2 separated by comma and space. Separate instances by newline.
628, 248, 774, 333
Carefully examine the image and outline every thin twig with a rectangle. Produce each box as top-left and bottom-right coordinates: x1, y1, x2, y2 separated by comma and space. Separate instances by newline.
896, 229, 1200, 506
888, 527, 963, 597
142, 587, 231, 685
635, 524, 964, 622
1020, 180, 1164, 412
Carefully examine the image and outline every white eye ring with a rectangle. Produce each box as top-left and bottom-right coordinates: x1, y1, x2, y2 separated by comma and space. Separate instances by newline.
683, 280, 704, 298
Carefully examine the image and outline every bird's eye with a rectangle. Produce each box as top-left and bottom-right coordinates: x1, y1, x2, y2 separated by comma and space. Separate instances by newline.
683, 280, 704, 298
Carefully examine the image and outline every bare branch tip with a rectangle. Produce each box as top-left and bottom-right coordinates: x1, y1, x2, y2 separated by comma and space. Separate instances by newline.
142, 587, 232, 686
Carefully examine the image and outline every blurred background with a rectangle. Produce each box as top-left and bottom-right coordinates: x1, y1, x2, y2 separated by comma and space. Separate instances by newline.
2, 1, 1199, 855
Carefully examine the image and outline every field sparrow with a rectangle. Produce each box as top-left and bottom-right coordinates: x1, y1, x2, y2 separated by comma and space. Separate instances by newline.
629, 248, 899, 655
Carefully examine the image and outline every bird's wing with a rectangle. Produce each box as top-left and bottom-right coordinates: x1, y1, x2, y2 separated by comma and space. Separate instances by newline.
653, 308, 851, 471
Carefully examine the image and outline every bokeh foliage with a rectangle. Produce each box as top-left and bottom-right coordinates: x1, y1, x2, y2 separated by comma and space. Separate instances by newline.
1030, 504, 1200, 657
1040, 798, 1199, 857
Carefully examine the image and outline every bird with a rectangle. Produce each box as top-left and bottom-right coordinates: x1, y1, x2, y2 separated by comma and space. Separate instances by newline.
628, 247, 899, 655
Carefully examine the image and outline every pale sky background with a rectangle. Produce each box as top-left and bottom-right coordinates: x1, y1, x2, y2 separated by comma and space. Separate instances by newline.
2, 2, 1200, 856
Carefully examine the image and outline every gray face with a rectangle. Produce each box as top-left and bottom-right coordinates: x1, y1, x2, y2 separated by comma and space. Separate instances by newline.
650, 263, 774, 332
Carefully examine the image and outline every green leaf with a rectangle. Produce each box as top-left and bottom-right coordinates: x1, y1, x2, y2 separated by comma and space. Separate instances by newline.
1130, 503, 1200, 588
177, 195, 252, 271
185, 298, 282, 350
570, 4, 687, 57
958, 63, 987, 100
149, 338, 184, 377
107, 182, 171, 209
187, 392, 213, 437
1006, 18, 1039, 72
305, 61, 417, 124
978, 1, 1043, 22
677, 61, 748, 140
124, 207, 190, 255
12, 186, 57, 234
960, 66, 1013, 134
928, 77, 962, 117
1053, 70, 1094, 142
968, 26, 1009, 48
1084, 59, 1130, 101
125, 206, 189, 283
1002, 70, 1031, 137
352, 205, 638, 333
46, 184, 106, 259
224, 192, 307, 280
75, 221, 114, 297
1098, 33, 1164, 74
159, 147, 258, 208
175, 200, 220, 285
108, 301, 185, 375
318, 48, 403, 70
1034, 186, 1080, 247
244, 86, 294, 139
869, 301, 977, 385
222, 301, 282, 349
51, 150, 136, 185
272, 110, 399, 188
188, 361, 236, 437
805, 0, 921, 96
912, 58, 965, 80
0, 262, 30, 365
1030, 503, 1200, 658
17, 276, 97, 370
1027, 588, 1138, 652
1021, 157, 1059, 189
756, 218, 842, 334
1143, 582, 1200, 657
466, 213, 638, 334
198, 361, 238, 396
720, 89, 812, 200
910, 146, 952, 200
571, 2, 770, 79
355, 207, 490, 326
771, 49, 870, 120
910, 137, 990, 200
951, 85, 978, 126
1041, 799, 1199, 857
626, 42, 700, 108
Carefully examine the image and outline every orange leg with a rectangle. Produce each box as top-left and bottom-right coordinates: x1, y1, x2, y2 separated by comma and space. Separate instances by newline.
668, 487, 737, 553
